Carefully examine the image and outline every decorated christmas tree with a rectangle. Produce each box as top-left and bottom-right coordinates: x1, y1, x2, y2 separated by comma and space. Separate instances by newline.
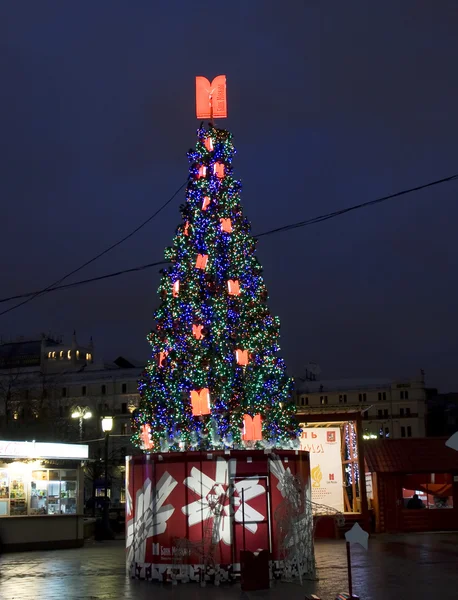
132, 77, 299, 453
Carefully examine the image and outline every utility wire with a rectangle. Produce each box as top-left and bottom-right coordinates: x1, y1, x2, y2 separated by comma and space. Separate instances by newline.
0, 261, 170, 303
0, 173, 457, 308
0, 180, 187, 317
256, 173, 458, 238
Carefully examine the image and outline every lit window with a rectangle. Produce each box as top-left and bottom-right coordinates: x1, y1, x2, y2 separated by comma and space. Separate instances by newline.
67, 350, 71, 359
86, 353, 92, 361
402, 473, 453, 509
60, 351, 64, 359
76, 350, 80, 360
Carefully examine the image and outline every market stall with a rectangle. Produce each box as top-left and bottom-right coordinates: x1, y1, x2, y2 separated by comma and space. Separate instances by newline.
0, 439, 88, 551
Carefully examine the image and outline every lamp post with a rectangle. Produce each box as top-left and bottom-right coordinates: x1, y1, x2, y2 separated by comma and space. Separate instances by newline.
101, 416, 113, 538
71, 406, 92, 441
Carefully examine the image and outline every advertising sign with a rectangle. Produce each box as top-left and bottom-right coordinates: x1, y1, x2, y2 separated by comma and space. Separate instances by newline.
126, 450, 311, 582
0, 440, 89, 460
299, 427, 343, 512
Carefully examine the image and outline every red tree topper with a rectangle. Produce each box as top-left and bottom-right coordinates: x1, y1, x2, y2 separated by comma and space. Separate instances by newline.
195, 75, 227, 119
191, 388, 211, 416
242, 414, 262, 441
220, 218, 232, 233
192, 324, 204, 340
195, 254, 209, 270
236, 349, 249, 366
140, 424, 154, 449
227, 279, 241, 296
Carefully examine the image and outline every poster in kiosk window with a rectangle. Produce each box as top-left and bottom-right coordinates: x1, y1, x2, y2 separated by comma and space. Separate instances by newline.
300, 427, 344, 512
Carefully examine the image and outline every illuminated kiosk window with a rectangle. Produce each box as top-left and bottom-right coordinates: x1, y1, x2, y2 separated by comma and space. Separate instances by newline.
0, 441, 87, 517
299, 420, 361, 514
1, 465, 80, 517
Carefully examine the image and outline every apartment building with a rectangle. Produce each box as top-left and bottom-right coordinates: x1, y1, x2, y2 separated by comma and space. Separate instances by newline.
295, 374, 427, 439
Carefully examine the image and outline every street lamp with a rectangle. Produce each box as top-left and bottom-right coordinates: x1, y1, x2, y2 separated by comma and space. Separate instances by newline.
71, 406, 92, 441
101, 416, 113, 538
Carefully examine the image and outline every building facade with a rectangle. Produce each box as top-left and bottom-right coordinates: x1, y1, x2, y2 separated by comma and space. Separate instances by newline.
0, 333, 144, 506
295, 374, 428, 439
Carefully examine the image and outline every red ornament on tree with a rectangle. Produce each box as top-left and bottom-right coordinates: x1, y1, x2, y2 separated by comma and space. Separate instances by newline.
195, 254, 209, 270
197, 165, 207, 179
236, 349, 249, 366
213, 162, 225, 178
191, 388, 211, 416
157, 351, 168, 367
202, 196, 211, 211
242, 414, 262, 441
204, 137, 214, 152
227, 279, 241, 296
192, 324, 204, 340
140, 424, 154, 449
172, 281, 180, 297
220, 218, 232, 233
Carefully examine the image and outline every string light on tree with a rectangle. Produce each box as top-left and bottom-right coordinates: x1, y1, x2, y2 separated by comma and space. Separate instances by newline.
131, 75, 299, 453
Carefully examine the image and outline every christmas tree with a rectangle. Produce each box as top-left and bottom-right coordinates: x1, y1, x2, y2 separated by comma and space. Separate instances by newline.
132, 123, 299, 452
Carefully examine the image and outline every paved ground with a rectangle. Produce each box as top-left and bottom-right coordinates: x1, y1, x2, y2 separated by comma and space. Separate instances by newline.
0, 533, 457, 599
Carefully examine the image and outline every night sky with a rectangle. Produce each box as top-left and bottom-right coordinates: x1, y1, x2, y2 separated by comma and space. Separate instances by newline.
1, 2, 458, 391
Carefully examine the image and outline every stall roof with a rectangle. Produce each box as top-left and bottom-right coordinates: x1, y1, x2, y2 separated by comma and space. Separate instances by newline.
364, 438, 458, 474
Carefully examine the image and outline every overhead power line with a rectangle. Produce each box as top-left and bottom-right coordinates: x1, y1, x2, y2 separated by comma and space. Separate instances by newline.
0, 261, 170, 304
0, 180, 187, 317
256, 173, 458, 238
0, 172, 457, 309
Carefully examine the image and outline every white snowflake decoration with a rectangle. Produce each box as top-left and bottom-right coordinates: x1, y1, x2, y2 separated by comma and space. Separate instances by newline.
126, 471, 178, 565
182, 458, 265, 545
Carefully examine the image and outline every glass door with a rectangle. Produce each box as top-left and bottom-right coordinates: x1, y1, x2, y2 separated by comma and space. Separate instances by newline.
0, 469, 9, 515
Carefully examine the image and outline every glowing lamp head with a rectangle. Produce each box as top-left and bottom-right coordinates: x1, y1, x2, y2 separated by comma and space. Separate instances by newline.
83, 411, 92, 420
71, 410, 81, 419
101, 416, 113, 432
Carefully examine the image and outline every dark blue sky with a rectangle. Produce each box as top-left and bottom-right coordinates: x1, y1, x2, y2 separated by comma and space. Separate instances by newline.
1, 2, 458, 390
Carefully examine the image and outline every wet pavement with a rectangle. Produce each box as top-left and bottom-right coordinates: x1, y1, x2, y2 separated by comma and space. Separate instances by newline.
0, 533, 457, 599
